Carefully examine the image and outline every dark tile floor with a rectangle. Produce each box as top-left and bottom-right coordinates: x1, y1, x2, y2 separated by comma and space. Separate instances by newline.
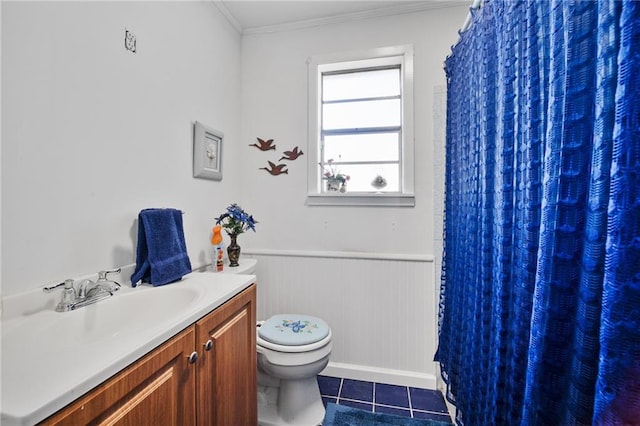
317, 375, 452, 423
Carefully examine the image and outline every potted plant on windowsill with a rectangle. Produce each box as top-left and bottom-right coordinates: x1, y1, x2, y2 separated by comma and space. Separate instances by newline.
320, 159, 350, 193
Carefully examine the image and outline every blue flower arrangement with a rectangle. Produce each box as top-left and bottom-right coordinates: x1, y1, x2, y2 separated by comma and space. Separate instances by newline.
215, 203, 258, 235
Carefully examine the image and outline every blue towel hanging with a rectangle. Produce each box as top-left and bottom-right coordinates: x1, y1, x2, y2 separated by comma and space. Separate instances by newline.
130, 208, 192, 287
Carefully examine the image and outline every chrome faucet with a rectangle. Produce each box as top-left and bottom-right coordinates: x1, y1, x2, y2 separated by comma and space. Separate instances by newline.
78, 268, 121, 299
43, 268, 121, 312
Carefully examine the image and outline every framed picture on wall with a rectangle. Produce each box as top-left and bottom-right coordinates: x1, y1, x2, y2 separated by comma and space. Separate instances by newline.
193, 121, 223, 181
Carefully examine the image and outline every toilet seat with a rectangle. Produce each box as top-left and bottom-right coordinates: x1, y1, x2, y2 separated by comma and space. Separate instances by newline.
257, 329, 332, 353
257, 314, 331, 353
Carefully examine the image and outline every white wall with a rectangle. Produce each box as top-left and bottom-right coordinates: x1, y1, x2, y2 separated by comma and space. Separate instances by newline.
239, 6, 466, 385
1, 1, 242, 296
1, 0, 467, 386
251, 251, 439, 388
239, 6, 466, 253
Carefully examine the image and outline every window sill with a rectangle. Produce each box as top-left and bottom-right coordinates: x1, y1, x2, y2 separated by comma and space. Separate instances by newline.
306, 193, 415, 207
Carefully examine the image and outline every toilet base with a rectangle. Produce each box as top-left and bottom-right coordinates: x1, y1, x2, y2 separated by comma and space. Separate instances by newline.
257, 377, 325, 426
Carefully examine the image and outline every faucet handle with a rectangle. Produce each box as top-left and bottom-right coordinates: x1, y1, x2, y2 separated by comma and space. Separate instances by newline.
97, 268, 121, 292
43, 279, 74, 293
97, 268, 121, 281
43, 279, 77, 312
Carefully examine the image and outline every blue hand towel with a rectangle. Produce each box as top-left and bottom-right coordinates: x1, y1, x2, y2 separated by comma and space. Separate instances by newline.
130, 208, 192, 287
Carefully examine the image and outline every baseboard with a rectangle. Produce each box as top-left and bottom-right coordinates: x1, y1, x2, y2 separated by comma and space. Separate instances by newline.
321, 362, 437, 390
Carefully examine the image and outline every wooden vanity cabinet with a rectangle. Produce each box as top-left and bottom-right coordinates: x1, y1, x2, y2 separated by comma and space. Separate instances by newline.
41, 284, 257, 426
40, 327, 197, 426
195, 283, 257, 426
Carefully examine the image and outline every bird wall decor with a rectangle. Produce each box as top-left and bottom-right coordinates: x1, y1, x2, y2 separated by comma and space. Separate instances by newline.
250, 138, 276, 151
260, 161, 288, 176
250, 137, 302, 177
279, 146, 304, 161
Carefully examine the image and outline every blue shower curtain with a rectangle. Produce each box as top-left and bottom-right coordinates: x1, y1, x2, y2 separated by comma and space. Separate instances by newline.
435, 1, 640, 425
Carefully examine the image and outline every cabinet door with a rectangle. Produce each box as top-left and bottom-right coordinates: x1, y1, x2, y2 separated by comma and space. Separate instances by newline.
195, 284, 257, 426
41, 327, 196, 426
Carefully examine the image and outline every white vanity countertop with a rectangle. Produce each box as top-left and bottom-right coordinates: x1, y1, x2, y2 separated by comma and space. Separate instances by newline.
1, 271, 255, 426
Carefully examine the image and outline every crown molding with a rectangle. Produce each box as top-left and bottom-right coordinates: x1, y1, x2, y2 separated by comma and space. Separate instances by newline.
212, 1, 243, 34
241, 1, 467, 35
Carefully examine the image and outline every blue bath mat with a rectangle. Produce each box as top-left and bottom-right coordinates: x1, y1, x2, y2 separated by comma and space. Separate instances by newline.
323, 403, 451, 426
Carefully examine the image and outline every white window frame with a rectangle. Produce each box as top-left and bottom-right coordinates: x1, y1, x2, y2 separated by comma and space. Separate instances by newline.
306, 45, 415, 207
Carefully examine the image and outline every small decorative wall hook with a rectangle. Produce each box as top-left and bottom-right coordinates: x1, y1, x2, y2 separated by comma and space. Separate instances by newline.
250, 138, 276, 151
125, 29, 136, 53
279, 146, 304, 161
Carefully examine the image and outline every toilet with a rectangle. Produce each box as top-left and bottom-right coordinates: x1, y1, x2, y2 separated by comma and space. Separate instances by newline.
257, 314, 332, 426
222, 258, 332, 425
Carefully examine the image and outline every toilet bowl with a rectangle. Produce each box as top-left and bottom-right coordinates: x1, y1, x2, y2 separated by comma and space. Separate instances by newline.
221, 259, 332, 425
257, 314, 332, 426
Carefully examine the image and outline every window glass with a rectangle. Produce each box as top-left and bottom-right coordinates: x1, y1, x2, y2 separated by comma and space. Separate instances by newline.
323, 68, 400, 101
322, 99, 401, 130
326, 163, 400, 192
323, 133, 399, 162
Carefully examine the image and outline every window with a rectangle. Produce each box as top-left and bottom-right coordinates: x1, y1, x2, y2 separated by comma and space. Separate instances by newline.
323, 67, 401, 191
307, 45, 415, 207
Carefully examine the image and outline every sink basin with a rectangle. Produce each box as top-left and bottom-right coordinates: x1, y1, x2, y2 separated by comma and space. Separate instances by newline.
1, 268, 256, 426
3, 283, 203, 348
53, 285, 200, 344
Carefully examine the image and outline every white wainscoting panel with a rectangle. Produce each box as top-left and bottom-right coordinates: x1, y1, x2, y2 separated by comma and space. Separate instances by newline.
245, 249, 439, 389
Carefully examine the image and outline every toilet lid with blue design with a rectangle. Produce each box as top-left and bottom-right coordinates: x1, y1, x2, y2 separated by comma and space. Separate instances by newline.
259, 314, 330, 346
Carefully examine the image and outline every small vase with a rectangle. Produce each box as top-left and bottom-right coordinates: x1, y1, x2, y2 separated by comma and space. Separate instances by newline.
371, 175, 387, 193
326, 178, 341, 192
227, 233, 241, 267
